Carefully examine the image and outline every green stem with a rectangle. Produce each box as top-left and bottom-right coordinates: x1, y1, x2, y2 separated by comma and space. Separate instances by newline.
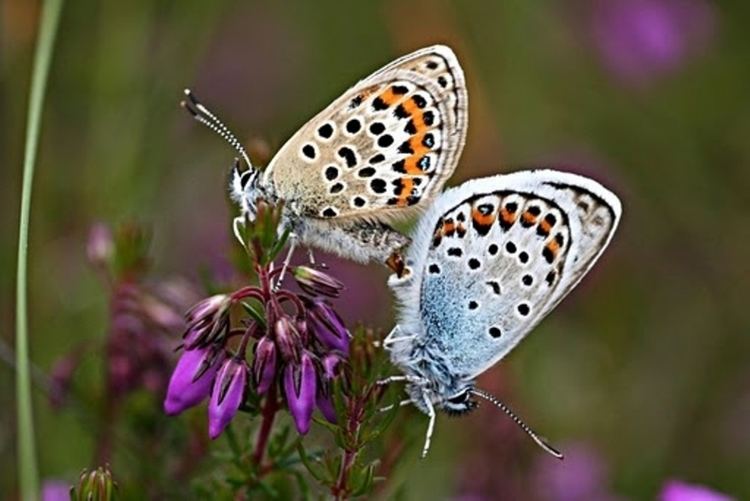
15, 0, 64, 498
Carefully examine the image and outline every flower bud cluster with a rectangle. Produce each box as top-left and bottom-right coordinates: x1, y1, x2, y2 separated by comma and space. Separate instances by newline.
164, 264, 350, 437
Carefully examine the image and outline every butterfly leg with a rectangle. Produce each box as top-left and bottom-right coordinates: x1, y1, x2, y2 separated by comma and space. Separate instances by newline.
376, 374, 427, 386
232, 216, 246, 247
273, 232, 298, 292
307, 248, 316, 265
378, 399, 413, 413
421, 395, 437, 458
381, 325, 417, 350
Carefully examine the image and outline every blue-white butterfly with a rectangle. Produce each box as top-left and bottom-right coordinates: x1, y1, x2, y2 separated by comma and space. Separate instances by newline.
382, 169, 622, 457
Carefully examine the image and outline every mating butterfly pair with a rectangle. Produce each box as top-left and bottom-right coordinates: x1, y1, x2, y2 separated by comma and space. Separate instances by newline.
184, 45, 621, 458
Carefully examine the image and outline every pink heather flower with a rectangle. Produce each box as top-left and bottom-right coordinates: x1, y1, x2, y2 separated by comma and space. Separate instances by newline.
208, 358, 249, 439
252, 336, 277, 394
303, 298, 350, 354
183, 294, 231, 348
164, 346, 225, 415
293, 265, 344, 298
659, 480, 734, 501
284, 351, 317, 434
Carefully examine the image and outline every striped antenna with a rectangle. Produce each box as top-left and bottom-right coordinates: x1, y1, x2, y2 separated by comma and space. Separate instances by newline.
181, 89, 253, 170
471, 389, 564, 460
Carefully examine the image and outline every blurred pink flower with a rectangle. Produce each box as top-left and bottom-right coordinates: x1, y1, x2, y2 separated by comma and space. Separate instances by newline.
41, 480, 70, 501
659, 480, 734, 501
531, 442, 619, 501
591, 0, 716, 86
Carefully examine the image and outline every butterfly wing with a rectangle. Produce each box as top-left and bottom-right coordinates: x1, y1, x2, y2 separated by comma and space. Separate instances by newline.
263, 45, 467, 219
389, 170, 621, 380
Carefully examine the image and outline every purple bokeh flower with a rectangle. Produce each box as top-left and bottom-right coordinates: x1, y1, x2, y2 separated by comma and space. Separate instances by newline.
284, 350, 317, 434
208, 358, 249, 439
164, 346, 225, 416
41, 480, 70, 501
252, 336, 278, 395
660, 480, 734, 501
86, 223, 114, 267
304, 298, 350, 354
531, 442, 617, 501
591, 0, 716, 86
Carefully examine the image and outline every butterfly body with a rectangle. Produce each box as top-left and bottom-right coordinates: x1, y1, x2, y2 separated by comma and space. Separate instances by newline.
224, 45, 468, 266
385, 169, 621, 454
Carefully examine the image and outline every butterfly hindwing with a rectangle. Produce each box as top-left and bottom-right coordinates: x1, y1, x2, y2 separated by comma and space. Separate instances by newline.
391, 170, 621, 380
264, 45, 467, 220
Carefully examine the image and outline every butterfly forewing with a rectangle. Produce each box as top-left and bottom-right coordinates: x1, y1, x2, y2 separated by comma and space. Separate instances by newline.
264, 45, 467, 220
394, 170, 621, 380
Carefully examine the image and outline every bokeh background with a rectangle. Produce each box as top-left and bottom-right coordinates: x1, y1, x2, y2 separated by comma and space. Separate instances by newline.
2, 0, 749, 499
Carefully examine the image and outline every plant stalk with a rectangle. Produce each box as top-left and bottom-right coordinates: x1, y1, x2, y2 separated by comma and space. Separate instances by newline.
15, 0, 64, 498
252, 383, 279, 467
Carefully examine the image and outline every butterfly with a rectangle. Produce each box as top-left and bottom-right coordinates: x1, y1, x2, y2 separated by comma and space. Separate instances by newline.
381, 169, 622, 458
182, 45, 468, 275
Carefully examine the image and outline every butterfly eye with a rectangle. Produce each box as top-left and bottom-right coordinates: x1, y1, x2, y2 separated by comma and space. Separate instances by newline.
448, 392, 469, 405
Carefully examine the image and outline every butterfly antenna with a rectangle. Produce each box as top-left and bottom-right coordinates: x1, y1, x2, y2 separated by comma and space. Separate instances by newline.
181, 88, 253, 170
471, 389, 564, 460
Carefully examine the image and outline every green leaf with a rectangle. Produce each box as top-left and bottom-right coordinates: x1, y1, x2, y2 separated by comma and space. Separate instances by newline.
350, 462, 377, 497
267, 226, 291, 263
296, 443, 330, 484
361, 394, 400, 444
312, 415, 339, 434
241, 300, 267, 328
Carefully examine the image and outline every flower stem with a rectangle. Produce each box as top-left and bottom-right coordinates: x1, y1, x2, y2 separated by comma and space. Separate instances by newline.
15, 1, 64, 498
252, 383, 279, 467
333, 399, 363, 499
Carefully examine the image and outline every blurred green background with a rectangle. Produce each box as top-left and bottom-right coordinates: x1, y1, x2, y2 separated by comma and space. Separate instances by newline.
2, 0, 749, 499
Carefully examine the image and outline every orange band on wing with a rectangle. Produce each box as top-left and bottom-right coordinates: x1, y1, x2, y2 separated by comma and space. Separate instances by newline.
500, 208, 517, 226
395, 177, 415, 206
472, 208, 497, 227
521, 211, 538, 225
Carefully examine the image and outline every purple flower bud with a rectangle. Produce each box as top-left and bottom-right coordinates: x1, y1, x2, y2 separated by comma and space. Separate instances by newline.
274, 316, 300, 363
284, 351, 316, 435
321, 353, 344, 380
252, 336, 277, 394
86, 223, 114, 267
183, 294, 231, 348
164, 346, 224, 415
303, 298, 350, 354
293, 265, 344, 298
316, 386, 337, 424
208, 358, 249, 439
